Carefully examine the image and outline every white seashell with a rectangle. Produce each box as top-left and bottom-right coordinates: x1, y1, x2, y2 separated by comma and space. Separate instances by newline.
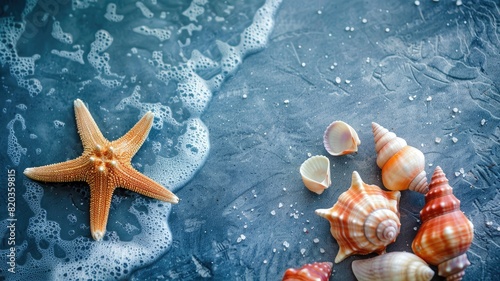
352, 252, 435, 281
300, 155, 331, 194
323, 121, 361, 156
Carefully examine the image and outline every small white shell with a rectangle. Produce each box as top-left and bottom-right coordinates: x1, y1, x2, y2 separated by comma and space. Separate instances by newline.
352, 252, 434, 281
323, 121, 361, 156
299, 155, 331, 194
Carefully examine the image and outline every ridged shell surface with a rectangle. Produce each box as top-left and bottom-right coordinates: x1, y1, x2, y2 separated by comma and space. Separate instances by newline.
299, 155, 331, 194
323, 120, 361, 156
352, 251, 434, 281
315, 171, 401, 263
412, 166, 474, 281
282, 261, 333, 281
372, 122, 428, 193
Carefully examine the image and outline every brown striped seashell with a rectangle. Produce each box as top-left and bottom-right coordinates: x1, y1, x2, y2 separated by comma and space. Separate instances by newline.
299, 155, 331, 194
372, 122, 428, 193
282, 261, 333, 281
352, 251, 434, 281
323, 120, 361, 156
315, 171, 401, 263
412, 166, 474, 281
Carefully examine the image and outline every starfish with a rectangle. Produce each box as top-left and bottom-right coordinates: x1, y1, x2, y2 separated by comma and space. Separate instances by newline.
24, 99, 179, 241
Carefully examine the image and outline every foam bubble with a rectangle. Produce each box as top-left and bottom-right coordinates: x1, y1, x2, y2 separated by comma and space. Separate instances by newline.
135, 1, 154, 18
87, 30, 124, 87
104, 3, 124, 22
0, 17, 42, 96
7, 113, 27, 166
51, 46, 85, 64
51, 21, 73, 44
182, 0, 207, 22
133, 25, 171, 42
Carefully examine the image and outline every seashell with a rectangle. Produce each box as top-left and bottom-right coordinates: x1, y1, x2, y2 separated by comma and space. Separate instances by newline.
371, 122, 428, 193
299, 155, 331, 194
323, 120, 361, 156
282, 261, 333, 281
412, 166, 474, 281
352, 251, 435, 281
315, 171, 401, 263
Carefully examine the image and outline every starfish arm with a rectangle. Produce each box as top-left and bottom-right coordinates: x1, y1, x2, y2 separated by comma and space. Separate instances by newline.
74, 99, 107, 150
24, 156, 89, 182
88, 172, 115, 241
115, 164, 179, 204
112, 112, 154, 159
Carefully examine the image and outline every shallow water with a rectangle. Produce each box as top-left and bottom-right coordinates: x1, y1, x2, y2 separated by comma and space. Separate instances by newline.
1, 0, 499, 280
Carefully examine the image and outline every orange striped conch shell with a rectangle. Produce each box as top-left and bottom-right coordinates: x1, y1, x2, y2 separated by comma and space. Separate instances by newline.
372, 122, 428, 193
352, 251, 434, 281
412, 166, 474, 281
315, 171, 401, 263
282, 261, 333, 281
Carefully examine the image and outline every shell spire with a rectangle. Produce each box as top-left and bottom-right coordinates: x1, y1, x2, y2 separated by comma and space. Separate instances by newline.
412, 166, 474, 281
371, 122, 428, 193
282, 261, 333, 281
315, 171, 401, 263
352, 251, 435, 281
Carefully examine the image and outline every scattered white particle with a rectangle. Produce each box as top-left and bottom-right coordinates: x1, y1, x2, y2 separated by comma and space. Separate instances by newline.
301, 62, 306, 67
350, 27, 354, 31
236, 234, 246, 243
317, 10, 322, 15
428, 163, 433, 167
320, 248, 326, 253
283, 188, 287, 191
497, 226, 500, 231
426, 96, 432, 101
263, 260, 268, 264
284, 99, 290, 104
481, 119, 486, 126
486, 221, 493, 226
345, 79, 351, 84
283, 241, 290, 248
273, 248, 277, 253
455, 172, 461, 177
345, 26, 350, 31
459, 168, 465, 174
335, 77, 341, 84
278, 203, 283, 208
414, 0, 420, 6
385, 27, 390, 33
300, 248, 306, 256
303, 228, 307, 233
452, 107, 459, 113
307, 152, 312, 157
330, 65, 335, 70
435, 137, 441, 144
242, 94, 248, 99
456, 0, 463, 6
451, 137, 458, 143
409, 96, 414, 101
313, 238, 319, 243
270, 210, 276, 216
362, 18, 367, 23
366, 57, 371, 63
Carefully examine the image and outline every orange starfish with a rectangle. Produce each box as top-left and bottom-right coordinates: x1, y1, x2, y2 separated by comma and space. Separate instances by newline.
24, 99, 179, 241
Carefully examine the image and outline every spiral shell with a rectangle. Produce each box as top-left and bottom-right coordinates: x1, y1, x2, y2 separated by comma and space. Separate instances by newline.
282, 261, 333, 281
352, 251, 435, 281
323, 120, 361, 156
299, 155, 331, 194
412, 166, 474, 281
315, 171, 401, 263
372, 122, 428, 193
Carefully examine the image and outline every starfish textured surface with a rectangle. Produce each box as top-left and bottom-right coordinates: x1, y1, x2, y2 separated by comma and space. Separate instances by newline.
24, 99, 179, 241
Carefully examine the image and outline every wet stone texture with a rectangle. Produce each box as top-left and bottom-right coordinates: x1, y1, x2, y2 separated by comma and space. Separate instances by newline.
0, 0, 498, 280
